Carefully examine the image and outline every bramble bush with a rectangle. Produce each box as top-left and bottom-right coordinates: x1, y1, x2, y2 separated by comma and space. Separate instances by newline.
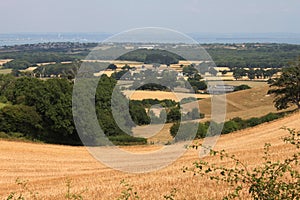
108, 134, 147, 146
6, 178, 38, 200
6, 178, 86, 200
184, 127, 300, 199
117, 180, 178, 200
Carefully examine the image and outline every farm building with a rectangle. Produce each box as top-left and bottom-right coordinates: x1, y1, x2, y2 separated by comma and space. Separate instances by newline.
207, 84, 235, 93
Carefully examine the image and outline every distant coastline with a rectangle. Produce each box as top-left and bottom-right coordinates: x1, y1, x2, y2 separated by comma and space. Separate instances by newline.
1, 32, 300, 46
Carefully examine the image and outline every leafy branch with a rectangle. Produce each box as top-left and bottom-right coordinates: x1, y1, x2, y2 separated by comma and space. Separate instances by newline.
184, 128, 300, 200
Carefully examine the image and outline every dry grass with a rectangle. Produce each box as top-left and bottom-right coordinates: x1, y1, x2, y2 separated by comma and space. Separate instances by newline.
132, 123, 173, 144
0, 59, 13, 66
0, 112, 299, 199
182, 85, 295, 121
0, 69, 12, 74
20, 67, 38, 72
123, 90, 210, 101
222, 80, 268, 88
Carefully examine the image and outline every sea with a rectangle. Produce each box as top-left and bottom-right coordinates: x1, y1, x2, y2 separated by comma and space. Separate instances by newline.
1, 32, 300, 46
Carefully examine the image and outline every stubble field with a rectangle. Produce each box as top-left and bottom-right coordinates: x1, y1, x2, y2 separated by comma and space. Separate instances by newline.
0, 112, 299, 199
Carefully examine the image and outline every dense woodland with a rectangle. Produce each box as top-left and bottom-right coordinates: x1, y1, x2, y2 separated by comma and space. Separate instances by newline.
1, 43, 300, 71
0, 42, 95, 70
118, 49, 184, 65
0, 75, 151, 145
0, 74, 203, 145
205, 43, 300, 68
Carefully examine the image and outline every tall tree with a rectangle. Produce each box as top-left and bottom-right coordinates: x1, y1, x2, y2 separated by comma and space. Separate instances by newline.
233, 68, 246, 80
268, 58, 300, 110
247, 69, 256, 80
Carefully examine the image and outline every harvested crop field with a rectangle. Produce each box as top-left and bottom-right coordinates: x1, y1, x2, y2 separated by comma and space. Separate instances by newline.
221, 80, 268, 88
123, 90, 210, 101
182, 85, 296, 120
0, 112, 299, 199
0, 59, 13, 66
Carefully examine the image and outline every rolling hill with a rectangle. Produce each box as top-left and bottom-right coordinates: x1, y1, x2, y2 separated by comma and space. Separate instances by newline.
0, 111, 299, 199
183, 85, 296, 120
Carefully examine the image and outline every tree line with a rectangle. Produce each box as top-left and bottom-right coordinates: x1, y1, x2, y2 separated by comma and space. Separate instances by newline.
206, 43, 300, 68
0, 74, 149, 145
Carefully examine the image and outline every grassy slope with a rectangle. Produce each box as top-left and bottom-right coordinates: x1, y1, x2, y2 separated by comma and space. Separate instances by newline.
134, 85, 290, 144
0, 112, 298, 199
183, 85, 295, 121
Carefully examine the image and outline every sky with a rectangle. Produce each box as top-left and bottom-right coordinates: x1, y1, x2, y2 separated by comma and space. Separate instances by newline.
1, 0, 300, 34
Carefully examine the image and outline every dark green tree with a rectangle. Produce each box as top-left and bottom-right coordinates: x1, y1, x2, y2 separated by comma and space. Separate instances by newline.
167, 106, 181, 122
247, 69, 256, 80
129, 102, 150, 125
0, 105, 42, 138
107, 63, 117, 70
96, 75, 134, 136
268, 59, 300, 110
233, 68, 247, 80
182, 65, 197, 76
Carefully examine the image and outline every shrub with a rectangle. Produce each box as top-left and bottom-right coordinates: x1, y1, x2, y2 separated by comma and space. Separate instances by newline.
117, 180, 178, 200
6, 178, 86, 200
65, 178, 87, 200
117, 180, 139, 200
170, 122, 180, 138
246, 117, 261, 127
0, 105, 42, 138
222, 120, 240, 134
207, 121, 223, 137
6, 178, 38, 200
129, 103, 150, 125
170, 112, 286, 141
0, 132, 10, 138
188, 80, 207, 90
0, 95, 8, 103
231, 117, 248, 129
166, 107, 181, 123
184, 108, 205, 120
180, 97, 198, 105
234, 84, 251, 91
108, 135, 147, 146
196, 123, 209, 139
260, 112, 280, 123
170, 122, 199, 142
185, 128, 300, 200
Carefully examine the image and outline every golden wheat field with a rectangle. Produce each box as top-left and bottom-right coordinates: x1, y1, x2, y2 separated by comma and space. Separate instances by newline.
0, 59, 13, 66
182, 85, 296, 121
123, 90, 211, 101
221, 80, 268, 88
0, 111, 299, 199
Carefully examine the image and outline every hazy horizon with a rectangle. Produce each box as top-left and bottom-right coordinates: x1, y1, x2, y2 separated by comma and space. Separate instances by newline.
1, 0, 300, 34
1, 32, 300, 46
